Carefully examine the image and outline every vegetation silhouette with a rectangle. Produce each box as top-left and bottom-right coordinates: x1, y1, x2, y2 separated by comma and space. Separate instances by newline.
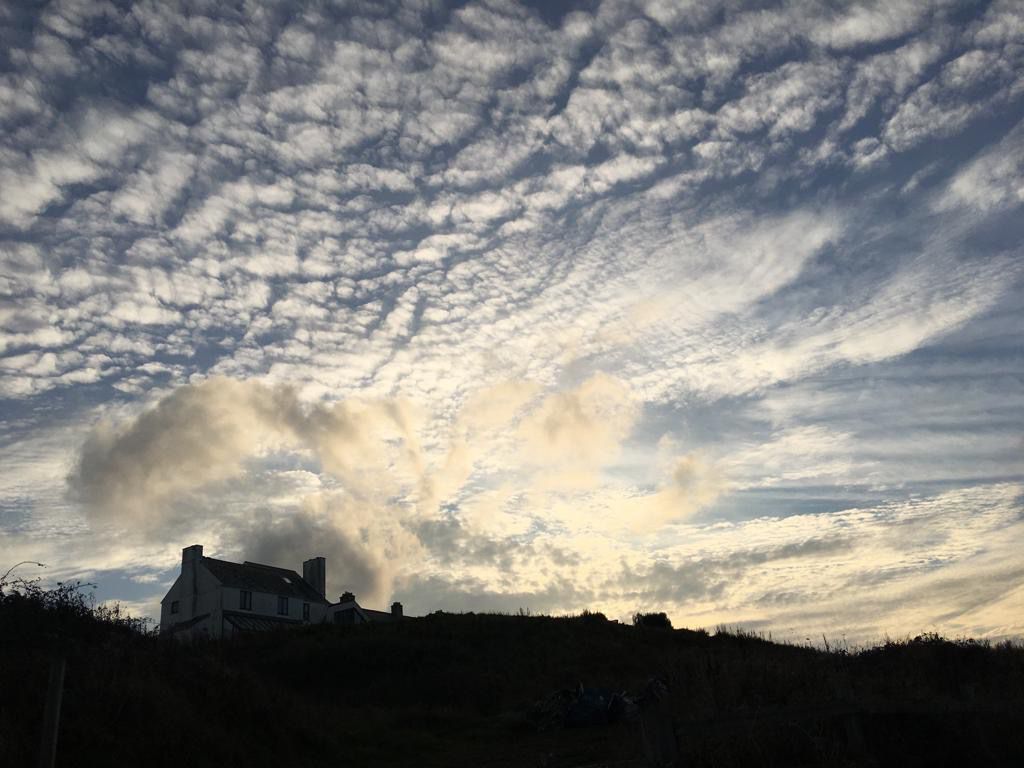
2, 574, 1023, 767
632, 611, 673, 629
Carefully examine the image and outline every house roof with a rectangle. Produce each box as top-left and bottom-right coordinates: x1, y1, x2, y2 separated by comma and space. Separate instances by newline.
223, 611, 303, 632
329, 599, 401, 623
200, 557, 328, 603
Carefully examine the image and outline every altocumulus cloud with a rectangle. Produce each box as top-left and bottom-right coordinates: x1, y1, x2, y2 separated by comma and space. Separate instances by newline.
0, 0, 1022, 641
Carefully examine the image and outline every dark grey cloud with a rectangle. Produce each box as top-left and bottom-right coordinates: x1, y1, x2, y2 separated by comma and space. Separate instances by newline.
412, 513, 582, 571
237, 509, 382, 606
413, 515, 525, 572
612, 536, 855, 605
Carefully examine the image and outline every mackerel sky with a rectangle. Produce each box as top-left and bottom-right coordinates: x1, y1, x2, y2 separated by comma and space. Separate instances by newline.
1, 0, 1023, 641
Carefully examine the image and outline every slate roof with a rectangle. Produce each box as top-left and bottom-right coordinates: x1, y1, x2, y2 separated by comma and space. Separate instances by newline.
330, 600, 401, 623
223, 611, 303, 632
200, 557, 328, 603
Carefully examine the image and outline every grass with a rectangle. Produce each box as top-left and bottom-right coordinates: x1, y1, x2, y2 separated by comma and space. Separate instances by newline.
2, 581, 1023, 766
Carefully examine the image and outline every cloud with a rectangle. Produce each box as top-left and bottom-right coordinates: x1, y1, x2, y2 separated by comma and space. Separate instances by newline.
66, 377, 422, 525
937, 120, 1024, 213
627, 453, 725, 531
236, 500, 392, 606
0, 107, 168, 226
518, 373, 638, 472
615, 534, 854, 606
614, 484, 1024, 641
109, 150, 196, 225
810, 0, 937, 50
415, 379, 541, 517
1, 0, 1023, 640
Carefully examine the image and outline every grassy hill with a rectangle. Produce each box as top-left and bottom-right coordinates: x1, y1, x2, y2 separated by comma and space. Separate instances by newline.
2, 581, 1023, 767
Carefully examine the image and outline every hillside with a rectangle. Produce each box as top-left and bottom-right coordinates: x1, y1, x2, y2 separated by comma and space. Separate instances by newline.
2, 583, 1023, 767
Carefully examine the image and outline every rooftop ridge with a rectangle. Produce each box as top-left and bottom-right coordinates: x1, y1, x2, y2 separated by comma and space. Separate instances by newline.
241, 560, 299, 573
200, 556, 301, 576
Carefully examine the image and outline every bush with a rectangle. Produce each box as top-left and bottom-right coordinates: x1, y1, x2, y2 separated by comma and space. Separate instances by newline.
0, 567, 152, 648
632, 611, 672, 629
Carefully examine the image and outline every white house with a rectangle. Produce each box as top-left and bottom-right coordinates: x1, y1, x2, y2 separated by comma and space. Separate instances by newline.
160, 544, 403, 640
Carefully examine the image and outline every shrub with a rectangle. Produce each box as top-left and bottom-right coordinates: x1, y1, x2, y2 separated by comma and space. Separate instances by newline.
632, 611, 672, 629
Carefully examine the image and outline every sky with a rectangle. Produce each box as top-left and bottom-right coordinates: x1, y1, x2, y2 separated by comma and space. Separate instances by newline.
1, 0, 1022, 643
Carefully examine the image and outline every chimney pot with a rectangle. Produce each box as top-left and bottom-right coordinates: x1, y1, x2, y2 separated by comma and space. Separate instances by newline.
391, 601, 403, 618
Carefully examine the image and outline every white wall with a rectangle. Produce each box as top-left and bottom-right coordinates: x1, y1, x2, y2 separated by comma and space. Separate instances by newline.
221, 585, 327, 623
159, 559, 221, 638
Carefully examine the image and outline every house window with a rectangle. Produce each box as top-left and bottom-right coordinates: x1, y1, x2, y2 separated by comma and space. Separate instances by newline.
302, 602, 310, 621
278, 596, 288, 615
170, 600, 179, 614
239, 590, 252, 611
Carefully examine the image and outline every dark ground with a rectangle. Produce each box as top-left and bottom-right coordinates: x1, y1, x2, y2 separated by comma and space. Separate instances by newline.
2, 582, 1023, 767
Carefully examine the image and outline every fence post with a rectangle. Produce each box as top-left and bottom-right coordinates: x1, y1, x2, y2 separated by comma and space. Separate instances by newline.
638, 679, 678, 767
37, 655, 66, 768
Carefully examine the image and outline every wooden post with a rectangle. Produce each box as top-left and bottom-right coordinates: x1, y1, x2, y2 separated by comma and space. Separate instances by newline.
37, 655, 66, 768
638, 679, 678, 767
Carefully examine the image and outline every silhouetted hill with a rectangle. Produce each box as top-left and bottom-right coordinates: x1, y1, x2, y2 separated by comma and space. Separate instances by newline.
3, 583, 1023, 767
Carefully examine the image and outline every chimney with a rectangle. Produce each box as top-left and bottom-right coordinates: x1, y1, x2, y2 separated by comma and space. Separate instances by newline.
391, 601, 403, 619
302, 556, 326, 598
182, 544, 203, 618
